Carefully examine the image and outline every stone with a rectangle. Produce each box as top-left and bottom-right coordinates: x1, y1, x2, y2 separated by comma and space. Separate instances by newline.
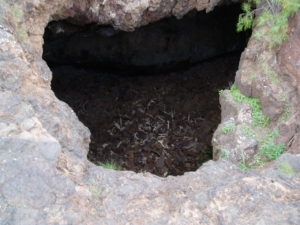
289, 133, 300, 154
0, 0, 299, 224
43, 5, 247, 71
212, 90, 259, 163
220, 11, 300, 165
279, 13, 300, 99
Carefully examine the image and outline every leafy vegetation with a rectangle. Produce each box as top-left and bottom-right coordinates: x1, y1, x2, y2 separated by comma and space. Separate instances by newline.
240, 161, 250, 170
262, 64, 280, 84
279, 102, 291, 122
225, 0, 298, 169
219, 85, 287, 170
260, 143, 285, 160
237, 1, 257, 32
220, 149, 229, 159
237, 0, 300, 47
260, 129, 286, 160
221, 123, 236, 134
230, 85, 270, 127
241, 125, 255, 138
239, 150, 250, 170
98, 160, 122, 170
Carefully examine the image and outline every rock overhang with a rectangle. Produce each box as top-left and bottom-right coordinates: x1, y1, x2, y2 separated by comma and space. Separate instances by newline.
0, 0, 300, 224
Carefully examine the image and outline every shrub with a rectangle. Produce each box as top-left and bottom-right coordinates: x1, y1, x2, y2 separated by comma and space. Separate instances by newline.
237, 0, 300, 47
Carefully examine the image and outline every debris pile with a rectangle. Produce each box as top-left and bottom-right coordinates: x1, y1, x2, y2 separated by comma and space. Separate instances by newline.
52, 54, 239, 176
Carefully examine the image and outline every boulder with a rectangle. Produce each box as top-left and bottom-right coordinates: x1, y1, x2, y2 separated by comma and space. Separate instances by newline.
0, 0, 299, 224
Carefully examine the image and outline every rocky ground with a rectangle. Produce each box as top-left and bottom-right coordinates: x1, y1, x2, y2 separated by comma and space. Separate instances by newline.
51, 54, 239, 176
0, 0, 299, 224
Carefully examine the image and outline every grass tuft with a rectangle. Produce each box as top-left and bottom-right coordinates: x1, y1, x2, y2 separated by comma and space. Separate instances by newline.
260, 129, 286, 160
279, 102, 291, 122
230, 85, 270, 127
220, 149, 229, 159
221, 123, 236, 134
98, 160, 122, 171
218, 85, 286, 170
241, 125, 255, 138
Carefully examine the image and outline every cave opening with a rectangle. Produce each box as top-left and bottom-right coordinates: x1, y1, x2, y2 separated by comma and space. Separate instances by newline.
43, 4, 249, 177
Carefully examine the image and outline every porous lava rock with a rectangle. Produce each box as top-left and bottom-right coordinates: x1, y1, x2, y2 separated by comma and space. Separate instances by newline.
0, 1, 300, 224
43, 5, 247, 70
214, 10, 300, 166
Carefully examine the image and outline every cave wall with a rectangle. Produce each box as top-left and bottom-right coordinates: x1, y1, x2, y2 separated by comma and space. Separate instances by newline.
43, 5, 247, 70
212, 10, 300, 164
1, 0, 232, 59
0, 0, 300, 224
0, 0, 233, 176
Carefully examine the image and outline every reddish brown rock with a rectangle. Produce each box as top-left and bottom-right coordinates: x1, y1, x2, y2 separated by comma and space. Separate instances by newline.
0, 1, 300, 224
279, 13, 300, 101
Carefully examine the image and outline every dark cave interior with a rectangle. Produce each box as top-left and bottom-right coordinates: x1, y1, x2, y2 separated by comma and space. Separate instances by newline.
43, 4, 249, 176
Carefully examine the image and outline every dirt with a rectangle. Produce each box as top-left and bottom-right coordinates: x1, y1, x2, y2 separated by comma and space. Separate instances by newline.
51, 53, 240, 176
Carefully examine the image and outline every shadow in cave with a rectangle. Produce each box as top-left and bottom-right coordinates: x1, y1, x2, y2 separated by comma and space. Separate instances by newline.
43, 4, 250, 177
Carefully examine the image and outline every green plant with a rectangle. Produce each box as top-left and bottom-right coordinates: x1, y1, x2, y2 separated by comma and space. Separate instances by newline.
260, 129, 286, 160
221, 123, 236, 134
220, 149, 229, 159
239, 150, 251, 170
241, 125, 255, 138
279, 93, 287, 100
269, 71, 280, 84
98, 160, 122, 170
230, 85, 270, 127
279, 161, 295, 174
261, 143, 285, 160
240, 161, 252, 170
252, 154, 265, 166
89, 186, 103, 197
237, 1, 257, 32
279, 102, 291, 122
237, 0, 300, 47
220, 85, 287, 170
258, 55, 267, 63
241, 129, 286, 169
262, 64, 280, 84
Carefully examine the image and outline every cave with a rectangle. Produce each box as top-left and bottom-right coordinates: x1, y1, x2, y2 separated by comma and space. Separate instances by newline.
43, 3, 249, 177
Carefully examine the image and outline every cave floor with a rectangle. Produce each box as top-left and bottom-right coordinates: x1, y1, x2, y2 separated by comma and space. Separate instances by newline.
51, 53, 240, 176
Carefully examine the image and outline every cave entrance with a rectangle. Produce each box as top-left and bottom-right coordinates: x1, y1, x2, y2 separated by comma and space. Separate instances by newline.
43, 4, 249, 176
